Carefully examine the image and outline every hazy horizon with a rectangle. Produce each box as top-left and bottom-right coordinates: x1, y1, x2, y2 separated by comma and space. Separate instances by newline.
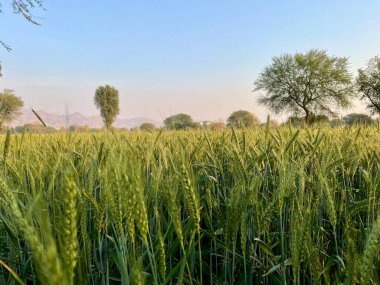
0, 0, 379, 123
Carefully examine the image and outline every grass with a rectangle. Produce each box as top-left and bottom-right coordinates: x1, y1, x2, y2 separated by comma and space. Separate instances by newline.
0, 125, 379, 284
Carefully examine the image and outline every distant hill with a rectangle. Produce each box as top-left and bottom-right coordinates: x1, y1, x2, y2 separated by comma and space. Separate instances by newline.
9, 109, 161, 129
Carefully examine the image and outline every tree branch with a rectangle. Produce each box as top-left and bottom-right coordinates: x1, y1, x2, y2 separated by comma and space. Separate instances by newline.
0, 41, 12, 52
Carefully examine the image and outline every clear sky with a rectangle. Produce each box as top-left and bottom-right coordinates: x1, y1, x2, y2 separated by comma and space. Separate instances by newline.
0, 0, 379, 122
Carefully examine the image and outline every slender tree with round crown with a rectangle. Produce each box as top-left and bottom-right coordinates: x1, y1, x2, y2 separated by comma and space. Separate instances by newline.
94, 85, 120, 129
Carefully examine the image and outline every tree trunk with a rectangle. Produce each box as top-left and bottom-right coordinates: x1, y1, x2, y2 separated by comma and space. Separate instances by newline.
304, 109, 310, 125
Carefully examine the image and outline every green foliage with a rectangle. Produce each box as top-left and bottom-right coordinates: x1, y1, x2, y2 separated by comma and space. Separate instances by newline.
285, 115, 305, 127
68, 125, 90, 133
0, 89, 24, 130
13, 123, 56, 133
140, 122, 157, 132
255, 49, 354, 122
285, 114, 330, 127
208, 121, 226, 130
357, 56, 380, 115
309, 114, 330, 125
227, 110, 259, 128
343, 113, 374, 126
330, 118, 345, 128
0, 127, 379, 284
163, 113, 196, 130
260, 119, 279, 128
94, 85, 120, 129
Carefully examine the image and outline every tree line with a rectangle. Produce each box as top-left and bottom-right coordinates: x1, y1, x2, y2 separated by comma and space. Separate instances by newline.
0, 49, 379, 131
82, 49, 380, 130
1, 1, 379, 130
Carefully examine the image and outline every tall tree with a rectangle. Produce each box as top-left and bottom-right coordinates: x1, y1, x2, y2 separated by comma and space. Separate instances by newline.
254, 49, 354, 123
227, 110, 259, 128
164, 113, 195, 130
357, 56, 380, 115
0, 89, 24, 130
94, 85, 120, 129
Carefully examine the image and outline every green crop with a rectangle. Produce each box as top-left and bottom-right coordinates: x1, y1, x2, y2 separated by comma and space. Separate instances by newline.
0, 126, 379, 284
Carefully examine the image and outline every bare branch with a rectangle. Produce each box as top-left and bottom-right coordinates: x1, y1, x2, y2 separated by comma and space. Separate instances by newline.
12, 0, 45, 25
1, 1, 44, 51
0, 41, 12, 52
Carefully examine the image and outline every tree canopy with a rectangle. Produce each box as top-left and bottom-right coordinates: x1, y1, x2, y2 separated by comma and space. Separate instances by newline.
227, 110, 259, 128
309, 114, 330, 125
94, 85, 120, 129
284, 116, 305, 128
14, 123, 56, 134
330, 118, 344, 128
164, 113, 195, 130
0, 89, 24, 129
140, 122, 157, 132
284, 114, 331, 127
343, 113, 374, 126
357, 56, 380, 115
208, 121, 226, 131
255, 49, 354, 123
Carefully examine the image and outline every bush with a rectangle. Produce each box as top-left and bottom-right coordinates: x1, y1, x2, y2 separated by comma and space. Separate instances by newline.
140, 123, 157, 132
227, 110, 259, 128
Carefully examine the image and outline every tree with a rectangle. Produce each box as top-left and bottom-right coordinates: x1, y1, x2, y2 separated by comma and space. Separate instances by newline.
285, 114, 330, 127
209, 121, 226, 131
330, 118, 344, 128
94, 85, 120, 129
164, 113, 195, 130
69, 125, 90, 133
227, 110, 259, 128
129, 127, 139, 132
1, 0, 45, 51
0, 89, 24, 130
357, 56, 380, 115
260, 119, 279, 128
255, 49, 354, 124
140, 122, 157, 132
15, 123, 56, 134
343, 113, 374, 126
284, 116, 305, 127
309, 114, 330, 125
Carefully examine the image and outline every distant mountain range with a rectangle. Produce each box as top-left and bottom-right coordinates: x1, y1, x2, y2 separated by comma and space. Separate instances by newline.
9, 109, 161, 129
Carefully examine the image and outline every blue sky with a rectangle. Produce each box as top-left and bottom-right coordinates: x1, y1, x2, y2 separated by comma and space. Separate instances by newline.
0, 0, 379, 122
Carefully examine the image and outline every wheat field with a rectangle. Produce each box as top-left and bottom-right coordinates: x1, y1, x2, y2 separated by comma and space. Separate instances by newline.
0, 126, 379, 284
